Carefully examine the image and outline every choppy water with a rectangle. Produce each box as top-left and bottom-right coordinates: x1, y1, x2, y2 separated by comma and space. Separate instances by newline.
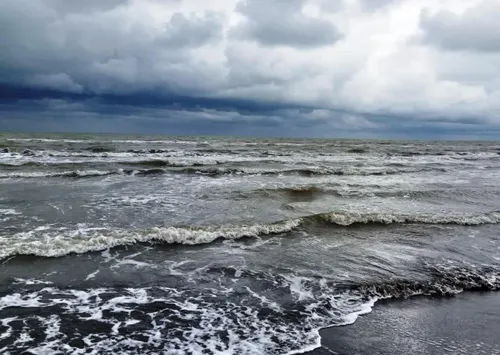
1, 133, 500, 354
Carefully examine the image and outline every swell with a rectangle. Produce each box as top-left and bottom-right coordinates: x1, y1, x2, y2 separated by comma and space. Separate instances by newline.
0, 168, 171, 179
0, 170, 120, 179
0, 159, 211, 169
236, 185, 471, 200
2, 210, 500, 260
177, 166, 447, 177
0, 165, 448, 179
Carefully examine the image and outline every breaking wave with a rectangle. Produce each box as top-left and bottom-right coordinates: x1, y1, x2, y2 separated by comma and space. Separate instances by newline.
356, 264, 500, 298
0, 220, 302, 259
179, 166, 447, 177
0, 168, 175, 179
2, 210, 500, 260
0, 161, 449, 179
307, 210, 500, 226
0, 170, 120, 179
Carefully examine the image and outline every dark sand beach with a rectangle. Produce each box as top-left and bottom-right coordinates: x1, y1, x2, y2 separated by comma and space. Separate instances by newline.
308, 292, 500, 355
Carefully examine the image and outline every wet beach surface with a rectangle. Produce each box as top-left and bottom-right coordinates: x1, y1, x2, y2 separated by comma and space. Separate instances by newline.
308, 292, 500, 355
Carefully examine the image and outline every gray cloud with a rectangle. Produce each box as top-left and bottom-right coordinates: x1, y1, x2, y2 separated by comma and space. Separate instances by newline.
359, 0, 397, 11
0, 0, 225, 95
43, 0, 130, 14
3, 97, 498, 139
158, 12, 224, 49
419, 0, 500, 52
234, 0, 343, 48
1, 0, 500, 139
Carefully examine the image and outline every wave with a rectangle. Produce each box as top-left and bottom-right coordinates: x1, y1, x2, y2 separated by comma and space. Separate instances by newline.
347, 148, 368, 154
2, 210, 500, 260
388, 151, 500, 161
242, 185, 457, 201
0, 170, 119, 179
0, 220, 301, 259
0, 168, 172, 179
239, 186, 339, 201
0, 159, 209, 169
3, 138, 198, 144
125, 160, 193, 168
178, 166, 447, 177
306, 210, 500, 226
355, 264, 500, 298
85, 146, 115, 153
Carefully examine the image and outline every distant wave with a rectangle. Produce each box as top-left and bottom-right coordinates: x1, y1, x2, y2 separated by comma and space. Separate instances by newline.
388, 151, 500, 160
0, 170, 119, 179
3, 138, 198, 144
0, 159, 206, 169
237, 185, 458, 200
0, 168, 173, 179
178, 166, 447, 177
2, 210, 500, 260
84, 146, 116, 153
125, 160, 195, 168
0, 165, 448, 179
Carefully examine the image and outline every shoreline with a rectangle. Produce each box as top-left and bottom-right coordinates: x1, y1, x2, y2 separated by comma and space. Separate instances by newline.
305, 291, 500, 355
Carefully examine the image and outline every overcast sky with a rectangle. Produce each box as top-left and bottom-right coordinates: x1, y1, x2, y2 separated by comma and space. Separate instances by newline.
1, 0, 500, 139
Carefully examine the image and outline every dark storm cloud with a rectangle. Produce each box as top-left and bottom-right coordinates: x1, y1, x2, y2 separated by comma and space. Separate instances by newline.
158, 12, 224, 48
43, 0, 130, 14
418, 1, 500, 52
0, 0, 225, 96
1, 0, 499, 139
3, 95, 497, 140
234, 0, 343, 48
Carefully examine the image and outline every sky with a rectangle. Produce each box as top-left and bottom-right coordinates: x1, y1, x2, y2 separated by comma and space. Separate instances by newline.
1, 0, 500, 139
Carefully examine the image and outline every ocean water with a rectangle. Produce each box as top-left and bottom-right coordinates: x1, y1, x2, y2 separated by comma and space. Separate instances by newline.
1, 133, 500, 354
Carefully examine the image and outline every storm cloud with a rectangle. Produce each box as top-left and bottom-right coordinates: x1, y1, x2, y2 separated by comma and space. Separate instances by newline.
419, 0, 500, 53
233, 0, 343, 48
1, 0, 499, 138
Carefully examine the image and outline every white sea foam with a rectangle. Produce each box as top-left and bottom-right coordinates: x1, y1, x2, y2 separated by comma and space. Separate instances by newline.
0, 282, 376, 355
111, 259, 154, 269
0, 209, 21, 222
2, 263, 498, 354
84, 270, 100, 281
287, 276, 314, 301
13, 278, 53, 285
0, 209, 20, 215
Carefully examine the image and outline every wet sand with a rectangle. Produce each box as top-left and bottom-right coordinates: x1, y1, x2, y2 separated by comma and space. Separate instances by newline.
307, 292, 500, 355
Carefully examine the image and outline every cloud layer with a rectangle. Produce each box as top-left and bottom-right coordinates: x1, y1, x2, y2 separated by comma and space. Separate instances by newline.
1, 0, 500, 138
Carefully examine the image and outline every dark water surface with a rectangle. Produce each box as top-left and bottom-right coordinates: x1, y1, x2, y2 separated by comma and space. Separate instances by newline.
1, 133, 500, 354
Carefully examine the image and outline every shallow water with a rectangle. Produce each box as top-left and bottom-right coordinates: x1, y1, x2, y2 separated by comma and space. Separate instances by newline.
1, 133, 500, 354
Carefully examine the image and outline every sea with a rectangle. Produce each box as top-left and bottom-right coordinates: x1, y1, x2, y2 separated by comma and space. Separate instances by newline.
0, 133, 499, 354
